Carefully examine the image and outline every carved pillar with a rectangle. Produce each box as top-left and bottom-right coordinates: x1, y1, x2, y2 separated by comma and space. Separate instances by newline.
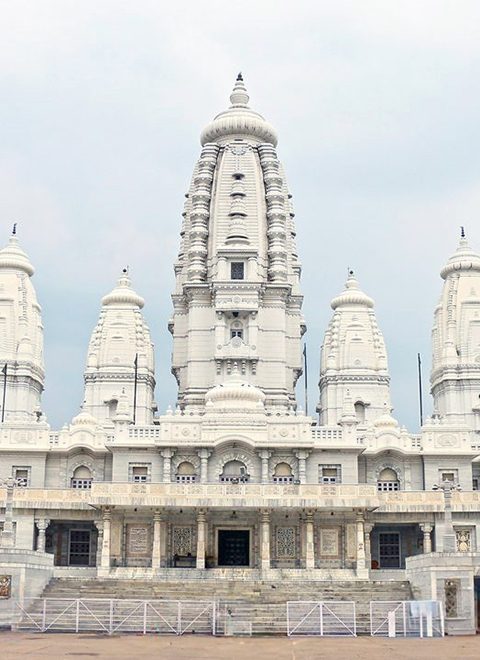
258, 450, 272, 484
364, 522, 374, 569
356, 511, 366, 571
94, 520, 103, 567
100, 508, 111, 569
305, 510, 315, 569
198, 449, 211, 484
260, 510, 271, 570
295, 450, 309, 484
35, 518, 50, 553
0, 477, 15, 548
196, 509, 207, 569
152, 510, 163, 569
420, 523, 433, 554
161, 448, 174, 483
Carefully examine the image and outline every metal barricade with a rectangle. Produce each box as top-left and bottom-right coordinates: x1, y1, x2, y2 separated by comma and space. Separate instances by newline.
14, 598, 216, 635
370, 600, 444, 638
287, 601, 357, 637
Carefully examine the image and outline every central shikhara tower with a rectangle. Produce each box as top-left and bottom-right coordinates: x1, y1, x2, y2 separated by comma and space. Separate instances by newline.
170, 74, 305, 412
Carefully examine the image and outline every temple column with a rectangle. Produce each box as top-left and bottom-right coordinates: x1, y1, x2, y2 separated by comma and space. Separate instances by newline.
152, 509, 163, 569
161, 448, 174, 483
94, 520, 103, 567
100, 508, 111, 570
295, 450, 309, 484
420, 523, 433, 554
364, 522, 374, 569
356, 511, 366, 573
258, 450, 271, 484
35, 518, 50, 553
198, 449, 211, 484
196, 509, 207, 569
305, 510, 315, 569
0, 477, 15, 548
260, 509, 271, 570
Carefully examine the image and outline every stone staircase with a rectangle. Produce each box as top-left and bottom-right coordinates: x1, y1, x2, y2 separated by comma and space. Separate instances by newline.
32, 577, 412, 635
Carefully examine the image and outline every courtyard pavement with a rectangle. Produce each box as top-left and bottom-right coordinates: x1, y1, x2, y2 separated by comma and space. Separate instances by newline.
0, 632, 479, 659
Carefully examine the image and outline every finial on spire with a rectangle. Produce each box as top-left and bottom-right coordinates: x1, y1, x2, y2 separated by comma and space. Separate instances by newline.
460, 226, 465, 239
12, 223, 17, 236
230, 73, 249, 108
122, 266, 129, 275
348, 267, 354, 277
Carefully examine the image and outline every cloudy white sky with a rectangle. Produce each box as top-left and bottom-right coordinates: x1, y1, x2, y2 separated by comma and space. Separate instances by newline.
1, 0, 479, 430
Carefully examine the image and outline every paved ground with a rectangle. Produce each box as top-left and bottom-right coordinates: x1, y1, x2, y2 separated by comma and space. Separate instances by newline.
1, 633, 479, 659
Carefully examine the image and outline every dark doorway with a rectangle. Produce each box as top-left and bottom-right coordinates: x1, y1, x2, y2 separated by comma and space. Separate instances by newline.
475, 577, 480, 632
218, 530, 250, 566
378, 532, 401, 568
69, 530, 91, 566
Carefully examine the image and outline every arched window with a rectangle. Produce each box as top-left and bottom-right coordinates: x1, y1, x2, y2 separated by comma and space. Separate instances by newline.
377, 467, 400, 492
230, 320, 244, 343
273, 462, 293, 483
354, 401, 366, 423
107, 398, 118, 418
71, 466, 92, 489
220, 460, 250, 483
176, 461, 197, 483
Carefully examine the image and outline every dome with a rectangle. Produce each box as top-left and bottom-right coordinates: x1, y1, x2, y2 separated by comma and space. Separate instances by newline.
205, 364, 266, 412
440, 231, 480, 279
373, 404, 399, 429
101, 269, 145, 308
0, 232, 34, 276
71, 410, 99, 427
330, 272, 374, 310
200, 74, 278, 147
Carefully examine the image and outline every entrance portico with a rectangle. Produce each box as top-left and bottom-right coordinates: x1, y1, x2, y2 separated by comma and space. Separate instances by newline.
89, 481, 379, 576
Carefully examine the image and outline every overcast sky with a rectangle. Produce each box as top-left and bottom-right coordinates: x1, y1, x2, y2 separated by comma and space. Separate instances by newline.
1, 0, 479, 430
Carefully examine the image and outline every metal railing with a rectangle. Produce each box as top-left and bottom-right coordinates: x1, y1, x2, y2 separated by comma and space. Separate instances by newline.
287, 601, 357, 637
14, 598, 216, 635
370, 600, 444, 638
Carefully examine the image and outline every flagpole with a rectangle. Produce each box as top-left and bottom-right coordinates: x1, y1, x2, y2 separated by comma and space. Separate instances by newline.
133, 354, 138, 425
1, 364, 7, 423
417, 353, 423, 428
303, 344, 308, 416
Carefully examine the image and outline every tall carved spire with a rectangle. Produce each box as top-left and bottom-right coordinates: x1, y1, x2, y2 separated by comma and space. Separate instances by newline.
431, 231, 480, 424
318, 271, 390, 426
82, 269, 156, 425
170, 78, 305, 412
0, 229, 44, 422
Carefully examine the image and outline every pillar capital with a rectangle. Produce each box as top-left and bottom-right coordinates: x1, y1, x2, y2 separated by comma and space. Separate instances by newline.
35, 518, 50, 531
258, 449, 272, 459
260, 509, 270, 523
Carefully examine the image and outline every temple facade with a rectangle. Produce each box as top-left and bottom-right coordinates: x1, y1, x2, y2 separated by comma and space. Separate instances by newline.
1, 76, 480, 634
